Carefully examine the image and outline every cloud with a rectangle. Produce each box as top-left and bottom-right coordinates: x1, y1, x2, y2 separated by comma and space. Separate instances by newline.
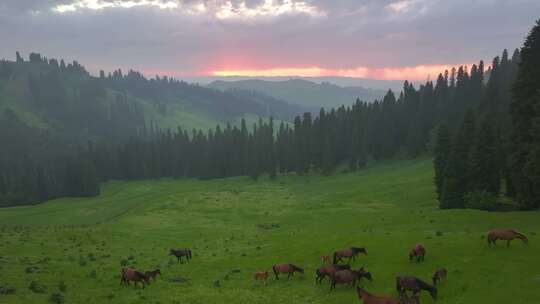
0, 0, 538, 81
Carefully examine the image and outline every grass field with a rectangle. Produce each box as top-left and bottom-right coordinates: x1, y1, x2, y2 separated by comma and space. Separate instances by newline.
0, 158, 539, 304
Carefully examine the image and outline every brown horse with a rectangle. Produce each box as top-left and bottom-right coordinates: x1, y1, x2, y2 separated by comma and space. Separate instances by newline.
356, 286, 400, 304
432, 267, 447, 285
315, 264, 351, 284
396, 275, 437, 299
254, 271, 269, 285
144, 269, 161, 282
120, 267, 149, 288
330, 268, 372, 291
408, 244, 425, 262
169, 248, 192, 263
333, 247, 367, 264
272, 264, 304, 280
487, 229, 528, 247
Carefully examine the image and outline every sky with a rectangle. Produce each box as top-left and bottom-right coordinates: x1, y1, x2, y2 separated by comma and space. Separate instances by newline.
0, 0, 538, 81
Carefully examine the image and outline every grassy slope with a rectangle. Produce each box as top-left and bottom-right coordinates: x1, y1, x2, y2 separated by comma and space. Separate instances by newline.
0, 159, 539, 304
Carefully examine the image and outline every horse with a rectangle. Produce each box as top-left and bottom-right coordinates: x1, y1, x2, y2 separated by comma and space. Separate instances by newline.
144, 269, 161, 282
272, 264, 304, 280
120, 267, 149, 288
356, 286, 400, 304
487, 229, 528, 247
320, 255, 331, 264
315, 264, 351, 284
396, 275, 437, 299
333, 247, 367, 264
169, 248, 192, 263
330, 268, 372, 291
408, 244, 425, 262
254, 271, 269, 285
432, 267, 447, 285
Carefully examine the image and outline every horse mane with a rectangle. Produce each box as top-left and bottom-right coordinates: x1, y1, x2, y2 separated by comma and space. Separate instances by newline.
415, 277, 437, 294
511, 230, 528, 240
290, 264, 303, 272
351, 247, 366, 254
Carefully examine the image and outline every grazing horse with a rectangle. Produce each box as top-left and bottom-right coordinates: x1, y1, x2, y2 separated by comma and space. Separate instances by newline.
120, 268, 149, 288
409, 244, 426, 262
169, 248, 192, 263
254, 271, 269, 285
396, 275, 437, 299
320, 255, 331, 264
315, 264, 351, 284
432, 267, 447, 285
272, 264, 304, 280
333, 247, 367, 264
330, 268, 372, 291
356, 286, 400, 304
487, 229, 528, 247
144, 269, 161, 282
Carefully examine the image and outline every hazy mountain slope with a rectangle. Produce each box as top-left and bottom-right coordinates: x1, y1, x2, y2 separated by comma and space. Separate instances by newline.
208, 78, 387, 108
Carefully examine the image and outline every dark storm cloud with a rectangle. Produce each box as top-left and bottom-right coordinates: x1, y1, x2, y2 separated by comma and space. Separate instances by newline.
0, 0, 538, 78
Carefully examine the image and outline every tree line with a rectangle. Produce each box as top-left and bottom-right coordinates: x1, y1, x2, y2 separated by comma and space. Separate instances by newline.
1, 21, 539, 209
434, 20, 540, 210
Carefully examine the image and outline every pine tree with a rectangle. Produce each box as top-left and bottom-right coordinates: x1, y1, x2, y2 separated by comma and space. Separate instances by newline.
510, 19, 540, 209
469, 116, 500, 195
433, 123, 451, 200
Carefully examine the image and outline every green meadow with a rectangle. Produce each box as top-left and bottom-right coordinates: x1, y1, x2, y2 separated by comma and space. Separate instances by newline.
0, 158, 539, 304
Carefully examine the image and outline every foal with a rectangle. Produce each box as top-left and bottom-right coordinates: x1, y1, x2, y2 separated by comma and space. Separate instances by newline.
432, 267, 447, 285
254, 271, 269, 285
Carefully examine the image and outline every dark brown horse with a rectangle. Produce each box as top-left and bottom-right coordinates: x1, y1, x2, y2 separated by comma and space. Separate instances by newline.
432, 267, 447, 285
408, 244, 425, 262
315, 264, 351, 284
169, 248, 192, 263
356, 287, 400, 304
333, 247, 367, 264
272, 264, 304, 279
120, 267, 149, 288
330, 268, 372, 291
144, 269, 161, 282
396, 275, 437, 299
487, 229, 528, 247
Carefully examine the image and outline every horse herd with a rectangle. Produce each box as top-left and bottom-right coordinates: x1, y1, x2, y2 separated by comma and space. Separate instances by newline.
119, 229, 528, 303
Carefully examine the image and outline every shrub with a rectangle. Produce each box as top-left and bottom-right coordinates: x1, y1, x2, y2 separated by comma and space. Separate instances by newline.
29, 281, 47, 293
49, 292, 64, 304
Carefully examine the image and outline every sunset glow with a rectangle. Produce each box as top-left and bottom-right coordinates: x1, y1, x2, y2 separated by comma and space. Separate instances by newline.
212, 63, 471, 81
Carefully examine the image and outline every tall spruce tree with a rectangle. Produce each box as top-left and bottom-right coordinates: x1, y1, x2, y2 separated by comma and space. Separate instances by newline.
510, 19, 540, 209
433, 123, 451, 200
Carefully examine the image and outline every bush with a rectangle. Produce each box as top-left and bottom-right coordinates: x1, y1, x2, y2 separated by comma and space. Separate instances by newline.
29, 281, 47, 293
464, 191, 499, 211
49, 292, 64, 304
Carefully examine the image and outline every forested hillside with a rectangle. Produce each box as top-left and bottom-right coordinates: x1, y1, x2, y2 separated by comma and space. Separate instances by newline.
209, 78, 386, 109
1, 21, 539, 209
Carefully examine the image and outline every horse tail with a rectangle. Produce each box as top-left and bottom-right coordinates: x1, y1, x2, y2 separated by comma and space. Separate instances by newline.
272, 265, 278, 276
333, 252, 337, 264
188, 249, 192, 260
395, 276, 401, 293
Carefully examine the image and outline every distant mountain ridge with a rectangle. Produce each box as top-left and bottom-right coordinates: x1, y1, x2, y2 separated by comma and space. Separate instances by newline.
208, 78, 388, 109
